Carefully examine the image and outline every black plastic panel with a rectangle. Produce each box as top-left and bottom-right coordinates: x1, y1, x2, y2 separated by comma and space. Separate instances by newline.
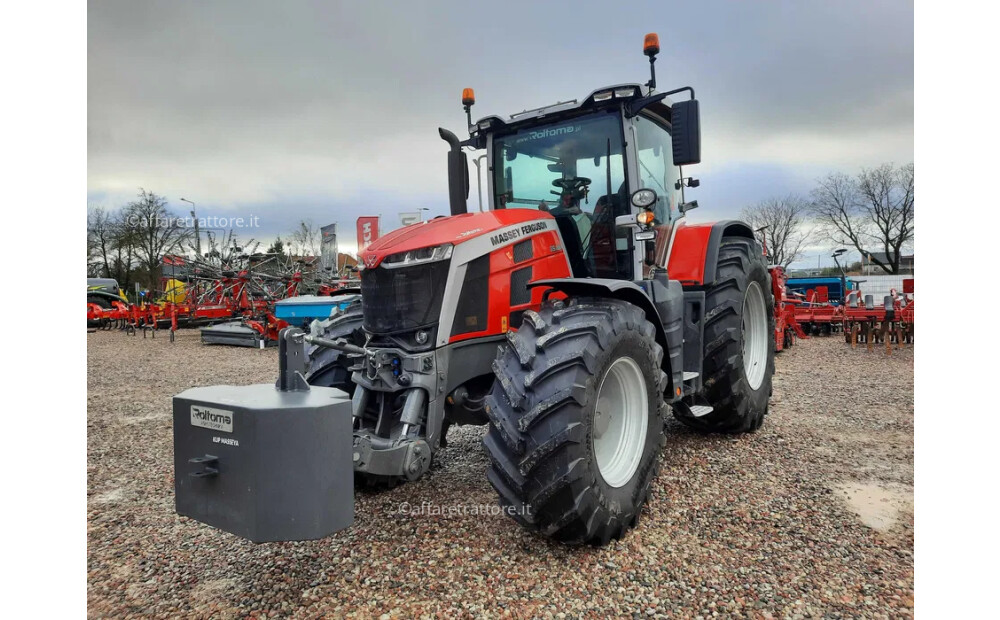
513, 239, 533, 263
451, 255, 490, 336
510, 266, 533, 306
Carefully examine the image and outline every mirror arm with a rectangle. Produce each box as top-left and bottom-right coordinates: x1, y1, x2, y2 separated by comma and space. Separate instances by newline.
625, 86, 696, 118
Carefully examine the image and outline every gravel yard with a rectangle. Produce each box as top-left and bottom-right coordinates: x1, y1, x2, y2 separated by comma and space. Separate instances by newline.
87, 329, 913, 618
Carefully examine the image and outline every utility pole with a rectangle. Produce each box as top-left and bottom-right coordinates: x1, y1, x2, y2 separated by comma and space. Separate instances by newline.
181, 197, 201, 257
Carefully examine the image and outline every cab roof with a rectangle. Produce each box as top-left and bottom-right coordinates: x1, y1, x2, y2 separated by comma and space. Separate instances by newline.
470, 83, 674, 139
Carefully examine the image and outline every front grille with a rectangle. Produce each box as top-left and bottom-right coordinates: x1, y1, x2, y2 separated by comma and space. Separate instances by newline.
361, 260, 451, 334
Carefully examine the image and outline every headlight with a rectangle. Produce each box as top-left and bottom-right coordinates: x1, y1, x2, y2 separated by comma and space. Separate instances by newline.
415, 330, 429, 344
381, 243, 454, 268
631, 189, 657, 209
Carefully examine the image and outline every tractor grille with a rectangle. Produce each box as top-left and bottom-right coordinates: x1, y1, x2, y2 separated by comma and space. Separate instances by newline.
360, 261, 451, 334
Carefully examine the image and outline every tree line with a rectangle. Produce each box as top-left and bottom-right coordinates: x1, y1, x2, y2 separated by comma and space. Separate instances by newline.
87, 189, 188, 293
740, 162, 914, 273
87, 188, 329, 293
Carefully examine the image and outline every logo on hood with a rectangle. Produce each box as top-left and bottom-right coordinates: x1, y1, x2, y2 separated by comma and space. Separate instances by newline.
365, 254, 378, 268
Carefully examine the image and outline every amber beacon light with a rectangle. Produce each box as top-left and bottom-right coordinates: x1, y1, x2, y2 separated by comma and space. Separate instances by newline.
643, 33, 660, 57
643, 33, 660, 91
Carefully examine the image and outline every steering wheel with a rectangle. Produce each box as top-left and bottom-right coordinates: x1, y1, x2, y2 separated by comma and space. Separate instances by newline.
551, 177, 592, 195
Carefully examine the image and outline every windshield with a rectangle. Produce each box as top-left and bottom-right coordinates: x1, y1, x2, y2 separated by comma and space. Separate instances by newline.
492, 111, 630, 279
493, 111, 626, 209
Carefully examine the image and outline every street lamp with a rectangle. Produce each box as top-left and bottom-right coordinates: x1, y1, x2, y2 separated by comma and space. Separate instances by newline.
180, 197, 201, 256
831, 248, 849, 304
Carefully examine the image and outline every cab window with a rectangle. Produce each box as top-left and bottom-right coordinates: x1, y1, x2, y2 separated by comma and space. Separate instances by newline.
634, 114, 682, 225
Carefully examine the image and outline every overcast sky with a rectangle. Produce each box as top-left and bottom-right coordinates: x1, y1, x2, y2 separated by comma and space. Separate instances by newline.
88, 0, 913, 268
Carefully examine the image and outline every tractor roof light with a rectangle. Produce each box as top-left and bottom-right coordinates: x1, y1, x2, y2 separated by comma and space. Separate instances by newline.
462, 88, 476, 131
643, 33, 660, 57
644, 33, 660, 92
614, 87, 636, 98
593, 90, 613, 102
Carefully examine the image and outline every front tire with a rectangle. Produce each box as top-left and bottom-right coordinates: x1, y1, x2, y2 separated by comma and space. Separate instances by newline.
304, 302, 364, 396
483, 298, 666, 545
677, 237, 775, 433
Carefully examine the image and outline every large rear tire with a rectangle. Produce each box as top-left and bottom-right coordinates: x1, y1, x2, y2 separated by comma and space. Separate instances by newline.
87, 294, 112, 309
677, 237, 775, 433
304, 302, 364, 396
484, 298, 666, 545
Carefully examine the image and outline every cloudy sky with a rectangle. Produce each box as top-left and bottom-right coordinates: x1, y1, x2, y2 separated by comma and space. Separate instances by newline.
88, 0, 913, 267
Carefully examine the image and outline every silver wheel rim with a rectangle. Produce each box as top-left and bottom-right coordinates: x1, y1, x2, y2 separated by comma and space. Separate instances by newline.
742, 280, 768, 391
593, 356, 648, 488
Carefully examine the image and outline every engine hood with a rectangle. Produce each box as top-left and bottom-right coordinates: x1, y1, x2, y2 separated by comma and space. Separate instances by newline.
361, 209, 554, 267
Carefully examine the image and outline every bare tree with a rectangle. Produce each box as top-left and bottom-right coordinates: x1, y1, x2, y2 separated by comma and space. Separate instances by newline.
109, 207, 141, 289
87, 205, 140, 288
289, 220, 320, 258
811, 163, 914, 274
739, 195, 812, 267
124, 188, 190, 290
87, 206, 114, 277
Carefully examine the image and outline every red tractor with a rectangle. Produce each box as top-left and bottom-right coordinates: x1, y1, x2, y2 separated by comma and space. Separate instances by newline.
301, 34, 775, 544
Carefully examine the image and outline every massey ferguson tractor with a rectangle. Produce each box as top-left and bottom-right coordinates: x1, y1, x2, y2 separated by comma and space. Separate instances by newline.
173, 34, 774, 546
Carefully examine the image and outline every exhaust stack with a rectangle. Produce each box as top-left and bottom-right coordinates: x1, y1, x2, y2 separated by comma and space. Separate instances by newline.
439, 127, 469, 216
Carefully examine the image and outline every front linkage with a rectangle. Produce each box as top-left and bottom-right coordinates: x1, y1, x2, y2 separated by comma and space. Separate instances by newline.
303, 331, 435, 484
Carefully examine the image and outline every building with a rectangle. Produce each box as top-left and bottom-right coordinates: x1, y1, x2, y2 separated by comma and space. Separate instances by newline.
863, 252, 914, 275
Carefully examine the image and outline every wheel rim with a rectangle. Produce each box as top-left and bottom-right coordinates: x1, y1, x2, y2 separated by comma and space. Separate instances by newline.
742, 281, 768, 391
593, 356, 648, 488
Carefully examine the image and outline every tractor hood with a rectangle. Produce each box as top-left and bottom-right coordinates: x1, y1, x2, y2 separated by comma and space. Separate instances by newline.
361, 210, 554, 268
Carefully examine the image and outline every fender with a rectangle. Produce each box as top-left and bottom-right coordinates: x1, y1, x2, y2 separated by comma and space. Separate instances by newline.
528, 277, 684, 399
667, 220, 755, 286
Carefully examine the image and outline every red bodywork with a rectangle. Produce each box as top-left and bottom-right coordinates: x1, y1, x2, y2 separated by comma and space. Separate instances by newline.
361, 209, 572, 344
362, 210, 557, 267
665, 222, 715, 285
457, 226, 568, 344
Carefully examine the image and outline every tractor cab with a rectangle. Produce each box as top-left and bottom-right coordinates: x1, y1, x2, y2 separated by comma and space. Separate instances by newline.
446, 78, 702, 281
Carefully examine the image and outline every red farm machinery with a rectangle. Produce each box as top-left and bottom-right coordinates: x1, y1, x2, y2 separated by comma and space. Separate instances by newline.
88, 253, 359, 345
840, 279, 914, 353
764, 246, 914, 355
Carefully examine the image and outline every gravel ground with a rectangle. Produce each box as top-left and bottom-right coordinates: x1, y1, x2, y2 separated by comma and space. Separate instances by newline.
88, 329, 913, 618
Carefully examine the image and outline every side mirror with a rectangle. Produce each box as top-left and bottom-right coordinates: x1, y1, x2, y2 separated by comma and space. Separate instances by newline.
671, 99, 701, 166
